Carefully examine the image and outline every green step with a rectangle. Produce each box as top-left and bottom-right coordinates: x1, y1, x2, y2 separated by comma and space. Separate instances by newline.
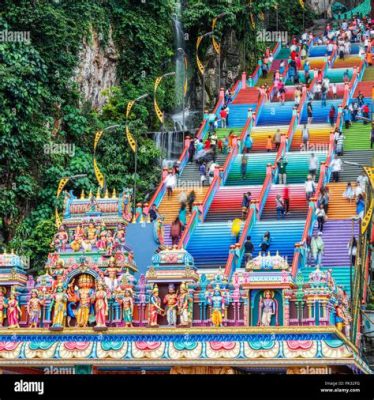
275, 47, 290, 60
256, 76, 273, 86
215, 128, 242, 140
362, 67, 374, 82
343, 122, 372, 151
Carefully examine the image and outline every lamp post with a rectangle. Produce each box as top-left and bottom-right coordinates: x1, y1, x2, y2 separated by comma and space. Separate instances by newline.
212, 13, 227, 97
126, 93, 149, 222
177, 47, 188, 136
196, 31, 214, 118
154, 72, 176, 132
55, 174, 87, 227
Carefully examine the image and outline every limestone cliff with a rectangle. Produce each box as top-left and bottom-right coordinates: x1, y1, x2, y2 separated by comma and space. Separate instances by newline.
74, 27, 119, 109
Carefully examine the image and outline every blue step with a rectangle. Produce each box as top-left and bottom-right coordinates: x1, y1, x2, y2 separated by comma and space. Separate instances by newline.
248, 220, 305, 264
257, 101, 296, 126
300, 99, 341, 124
187, 221, 243, 268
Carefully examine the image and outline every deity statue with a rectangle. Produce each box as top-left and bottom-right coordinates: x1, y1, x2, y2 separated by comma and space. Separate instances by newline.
87, 195, 100, 213
148, 285, 163, 327
52, 225, 68, 252
96, 222, 107, 249
335, 303, 345, 332
0, 289, 7, 327
85, 222, 97, 245
7, 292, 22, 328
51, 285, 68, 329
27, 289, 44, 328
163, 284, 178, 327
207, 286, 225, 327
66, 279, 79, 327
81, 238, 93, 252
70, 223, 84, 252
104, 257, 122, 293
75, 274, 95, 328
105, 230, 115, 256
50, 259, 65, 289
121, 191, 132, 222
94, 281, 108, 329
119, 289, 134, 327
258, 290, 277, 327
114, 223, 126, 250
177, 282, 192, 327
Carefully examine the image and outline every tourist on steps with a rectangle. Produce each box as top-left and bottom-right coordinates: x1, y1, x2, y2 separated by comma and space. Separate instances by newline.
241, 192, 251, 220
347, 237, 358, 266
307, 101, 313, 125
316, 204, 326, 233
170, 217, 182, 246
187, 191, 196, 213
305, 175, 316, 201
273, 129, 282, 151
283, 185, 290, 214
277, 156, 288, 184
343, 182, 355, 203
178, 203, 187, 229
164, 172, 177, 199
241, 155, 248, 180
330, 155, 342, 183
311, 232, 324, 267
329, 106, 336, 127
356, 194, 365, 220
302, 124, 310, 150
244, 236, 254, 264
259, 232, 271, 255
275, 194, 285, 219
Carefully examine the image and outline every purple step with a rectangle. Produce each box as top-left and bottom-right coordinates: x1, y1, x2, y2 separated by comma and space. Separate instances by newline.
311, 219, 359, 267
163, 224, 172, 246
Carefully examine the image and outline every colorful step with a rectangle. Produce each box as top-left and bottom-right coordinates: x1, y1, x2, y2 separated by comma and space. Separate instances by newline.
324, 182, 357, 220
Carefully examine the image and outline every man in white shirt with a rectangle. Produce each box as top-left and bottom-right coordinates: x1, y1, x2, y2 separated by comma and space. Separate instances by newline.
305, 175, 316, 201
330, 155, 342, 182
309, 153, 319, 181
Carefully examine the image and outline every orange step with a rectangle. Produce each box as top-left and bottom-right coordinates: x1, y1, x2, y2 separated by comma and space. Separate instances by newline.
325, 182, 357, 220
158, 187, 209, 223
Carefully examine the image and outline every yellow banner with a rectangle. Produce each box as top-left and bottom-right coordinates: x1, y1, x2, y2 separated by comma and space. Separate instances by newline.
94, 130, 104, 153
212, 18, 220, 55
55, 207, 62, 228
184, 57, 188, 96
126, 100, 135, 119
56, 177, 70, 198
196, 35, 205, 75
94, 157, 105, 189
126, 126, 137, 153
250, 13, 256, 29
299, 0, 305, 9
154, 76, 164, 123
361, 198, 373, 234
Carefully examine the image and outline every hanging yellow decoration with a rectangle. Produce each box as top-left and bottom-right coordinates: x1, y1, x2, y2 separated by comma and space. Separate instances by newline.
56, 177, 70, 198
196, 35, 205, 75
93, 130, 104, 153
153, 77, 164, 123
211, 18, 220, 55
55, 207, 62, 228
125, 125, 137, 153
94, 157, 105, 189
184, 56, 188, 96
299, 0, 305, 9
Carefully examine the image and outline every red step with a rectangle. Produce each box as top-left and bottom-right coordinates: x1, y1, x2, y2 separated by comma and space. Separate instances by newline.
353, 81, 374, 98
233, 87, 259, 104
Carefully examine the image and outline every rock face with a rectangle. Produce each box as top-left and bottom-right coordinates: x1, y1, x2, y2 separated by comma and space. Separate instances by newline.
189, 30, 242, 111
74, 27, 119, 109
